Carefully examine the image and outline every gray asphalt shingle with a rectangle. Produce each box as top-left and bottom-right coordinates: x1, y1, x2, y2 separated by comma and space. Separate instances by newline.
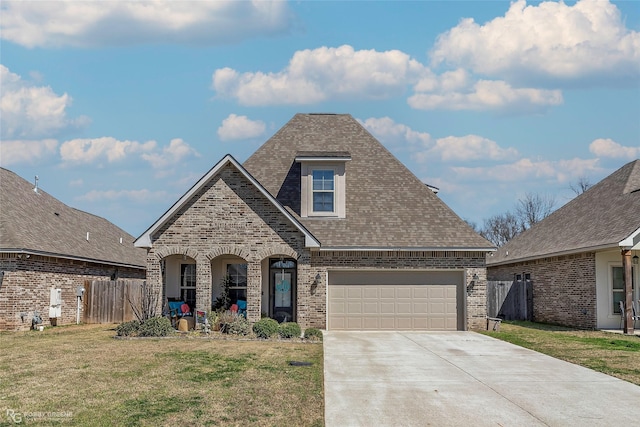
243, 113, 492, 249
1, 167, 146, 267
488, 159, 640, 265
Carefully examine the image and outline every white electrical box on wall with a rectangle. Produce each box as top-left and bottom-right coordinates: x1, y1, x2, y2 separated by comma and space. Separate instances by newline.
49, 288, 62, 318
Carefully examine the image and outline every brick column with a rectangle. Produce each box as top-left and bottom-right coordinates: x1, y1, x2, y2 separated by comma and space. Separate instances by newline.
246, 260, 261, 322
147, 251, 164, 315
196, 258, 212, 314
466, 267, 487, 330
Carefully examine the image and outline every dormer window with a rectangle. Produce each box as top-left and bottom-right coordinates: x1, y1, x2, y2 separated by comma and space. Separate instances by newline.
295, 151, 350, 218
312, 170, 335, 212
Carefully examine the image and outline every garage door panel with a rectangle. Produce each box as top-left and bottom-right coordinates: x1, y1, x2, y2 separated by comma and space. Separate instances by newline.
330, 301, 345, 314
380, 302, 395, 314
413, 303, 428, 313
396, 287, 412, 298
363, 302, 379, 314
397, 302, 412, 314
328, 278, 459, 331
347, 302, 362, 314
347, 288, 363, 298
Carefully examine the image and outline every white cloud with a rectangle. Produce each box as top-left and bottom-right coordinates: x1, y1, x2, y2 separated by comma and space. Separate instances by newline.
77, 188, 169, 203
589, 138, 640, 159
0, 139, 58, 166
452, 157, 601, 183
217, 114, 266, 141
60, 137, 156, 164
431, 0, 640, 85
359, 117, 431, 147
416, 135, 519, 163
409, 79, 563, 112
1, 1, 294, 48
0, 65, 89, 139
141, 138, 199, 169
213, 45, 426, 106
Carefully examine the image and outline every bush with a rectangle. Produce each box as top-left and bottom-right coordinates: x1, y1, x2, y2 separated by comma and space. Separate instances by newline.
253, 318, 279, 339
225, 315, 251, 336
138, 316, 174, 337
278, 322, 302, 339
116, 320, 141, 337
304, 328, 323, 341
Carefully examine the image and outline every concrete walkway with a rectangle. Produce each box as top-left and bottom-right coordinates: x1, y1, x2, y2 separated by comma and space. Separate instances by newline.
324, 331, 640, 427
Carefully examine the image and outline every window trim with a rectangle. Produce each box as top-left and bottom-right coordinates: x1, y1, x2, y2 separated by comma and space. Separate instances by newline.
300, 162, 346, 218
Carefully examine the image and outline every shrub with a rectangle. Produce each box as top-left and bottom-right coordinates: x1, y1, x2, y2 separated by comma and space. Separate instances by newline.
226, 315, 251, 336
253, 318, 279, 339
278, 322, 302, 339
138, 316, 174, 337
116, 320, 141, 337
217, 311, 237, 333
304, 328, 323, 341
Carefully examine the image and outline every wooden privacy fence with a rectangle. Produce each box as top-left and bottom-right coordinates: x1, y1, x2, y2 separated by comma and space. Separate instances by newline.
486, 280, 533, 321
83, 279, 145, 324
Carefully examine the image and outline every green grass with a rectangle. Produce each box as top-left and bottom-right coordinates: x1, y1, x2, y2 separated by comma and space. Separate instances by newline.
481, 321, 640, 385
0, 324, 323, 426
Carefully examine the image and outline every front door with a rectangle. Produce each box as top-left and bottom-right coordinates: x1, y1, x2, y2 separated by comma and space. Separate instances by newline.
269, 258, 297, 323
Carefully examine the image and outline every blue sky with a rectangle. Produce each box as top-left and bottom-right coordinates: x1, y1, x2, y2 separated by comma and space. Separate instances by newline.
1, 0, 639, 237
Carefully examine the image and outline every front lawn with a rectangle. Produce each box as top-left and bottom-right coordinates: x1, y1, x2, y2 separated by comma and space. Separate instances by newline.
0, 324, 323, 426
481, 321, 640, 386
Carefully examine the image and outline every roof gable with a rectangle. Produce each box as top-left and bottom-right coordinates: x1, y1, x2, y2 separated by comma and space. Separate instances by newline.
243, 113, 493, 250
0, 168, 145, 268
134, 155, 320, 249
489, 159, 640, 265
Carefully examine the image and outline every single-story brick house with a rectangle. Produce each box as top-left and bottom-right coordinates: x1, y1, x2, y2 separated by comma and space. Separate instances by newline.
135, 113, 494, 330
487, 159, 640, 331
0, 168, 146, 331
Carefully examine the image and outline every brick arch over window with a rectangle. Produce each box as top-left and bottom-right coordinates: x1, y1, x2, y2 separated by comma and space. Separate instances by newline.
205, 246, 252, 262
256, 245, 299, 261
154, 246, 199, 260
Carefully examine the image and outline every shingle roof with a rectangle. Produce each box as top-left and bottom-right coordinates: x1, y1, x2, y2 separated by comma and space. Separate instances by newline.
0, 168, 146, 268
488, 159, 640, 265
243, 113, 493, 250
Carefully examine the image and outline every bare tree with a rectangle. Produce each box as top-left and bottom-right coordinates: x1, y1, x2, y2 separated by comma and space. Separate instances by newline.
569, 176, 592, 195
479, 211, 523, 247
516, 192, 556, 230
128, 281, 160, 322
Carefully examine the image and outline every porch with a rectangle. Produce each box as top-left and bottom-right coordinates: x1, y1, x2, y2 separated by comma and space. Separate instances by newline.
156, 252, 303, 326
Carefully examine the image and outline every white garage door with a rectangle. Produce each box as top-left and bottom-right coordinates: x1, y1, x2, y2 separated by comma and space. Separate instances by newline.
328, 271, 461, 331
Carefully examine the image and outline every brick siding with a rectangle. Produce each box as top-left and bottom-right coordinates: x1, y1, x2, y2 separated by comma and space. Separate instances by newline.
146, 164, 487, 330
487, 252, 597, 329
0, 254, 144, 331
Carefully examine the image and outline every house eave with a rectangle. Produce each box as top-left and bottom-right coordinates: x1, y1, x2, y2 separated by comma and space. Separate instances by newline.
618, 226, 640, 250
487, 243, 621, 267
315, 246, 496, 252
0, 248, 146, 270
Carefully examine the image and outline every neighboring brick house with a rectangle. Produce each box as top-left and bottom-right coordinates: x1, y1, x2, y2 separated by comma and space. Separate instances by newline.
0, 168, 146, 331
487, 160, 640, 331
135, 114, 494, 330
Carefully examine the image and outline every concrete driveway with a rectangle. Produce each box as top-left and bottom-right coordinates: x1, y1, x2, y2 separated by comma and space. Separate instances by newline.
324, 331, 640, 427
